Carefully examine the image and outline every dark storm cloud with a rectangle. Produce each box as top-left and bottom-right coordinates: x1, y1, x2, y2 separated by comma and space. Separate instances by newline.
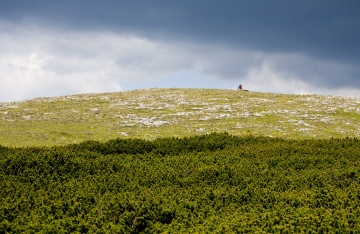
1, 0, 360, 64
1, 0, 360, 99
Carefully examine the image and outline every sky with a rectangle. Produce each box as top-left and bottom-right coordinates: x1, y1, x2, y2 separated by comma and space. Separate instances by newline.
1, 0, 360, 102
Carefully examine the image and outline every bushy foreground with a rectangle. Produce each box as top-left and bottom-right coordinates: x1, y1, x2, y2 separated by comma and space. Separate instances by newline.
1, 133, 360, 233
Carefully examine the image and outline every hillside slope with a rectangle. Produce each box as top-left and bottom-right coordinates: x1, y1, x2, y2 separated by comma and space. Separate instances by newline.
1, 88, 360, 147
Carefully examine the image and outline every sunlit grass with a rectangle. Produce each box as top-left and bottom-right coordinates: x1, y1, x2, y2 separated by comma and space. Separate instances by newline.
1, 88, 360, 147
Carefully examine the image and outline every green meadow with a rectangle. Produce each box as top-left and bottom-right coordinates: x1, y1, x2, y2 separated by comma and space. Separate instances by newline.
1, 88, 359, 147
1, 89, 360, 233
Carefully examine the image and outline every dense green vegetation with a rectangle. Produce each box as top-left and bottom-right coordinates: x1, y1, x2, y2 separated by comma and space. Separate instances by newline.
1, 132, 360, 233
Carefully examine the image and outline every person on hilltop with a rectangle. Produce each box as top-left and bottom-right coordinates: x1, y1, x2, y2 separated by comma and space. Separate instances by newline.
237, 84, 249, 91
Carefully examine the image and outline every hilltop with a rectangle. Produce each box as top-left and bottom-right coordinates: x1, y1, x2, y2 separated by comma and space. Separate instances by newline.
1, 88, 360, 147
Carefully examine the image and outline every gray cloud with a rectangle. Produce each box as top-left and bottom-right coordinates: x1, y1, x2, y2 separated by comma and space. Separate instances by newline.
2, 1, 359, 64
1, 0, 360, 102
1, 21, 359, 103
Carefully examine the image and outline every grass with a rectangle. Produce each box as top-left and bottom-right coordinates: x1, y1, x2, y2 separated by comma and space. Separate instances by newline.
1, 88, 360, 147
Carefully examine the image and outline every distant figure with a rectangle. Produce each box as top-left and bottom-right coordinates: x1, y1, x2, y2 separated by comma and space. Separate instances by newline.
237, 84, 249, 91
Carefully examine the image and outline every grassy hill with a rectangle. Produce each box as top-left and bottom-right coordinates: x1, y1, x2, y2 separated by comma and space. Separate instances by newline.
1, 88, 359, 147
2, 90, 360, 232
